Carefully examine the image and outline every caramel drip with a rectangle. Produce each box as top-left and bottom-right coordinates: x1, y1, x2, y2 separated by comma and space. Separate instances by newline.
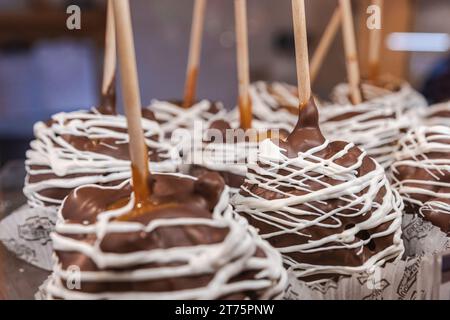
112, 166, 176, 221
238, 94, 252, 130
182, 68, 199, 109
127, 165, 152, 219
115, 201, 177, 222
298, 101, 308, 112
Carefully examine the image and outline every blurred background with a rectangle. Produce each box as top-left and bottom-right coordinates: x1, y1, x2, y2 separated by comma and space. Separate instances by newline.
0, 0, 448, 166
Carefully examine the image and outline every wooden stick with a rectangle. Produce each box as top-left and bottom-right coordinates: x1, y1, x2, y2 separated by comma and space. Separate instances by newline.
310, 7, 341, 84
112, 0, 149, 200
291, 0, 311, 108
368, 0, 384, 81
234, 0, 252, 130
182, 0, 207, 108
98, 0, 117, 114
339, 0, 362, 104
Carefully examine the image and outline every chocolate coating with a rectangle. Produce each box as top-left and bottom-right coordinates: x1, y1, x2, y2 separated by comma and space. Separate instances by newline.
97, 77, 117, 115
148, 100, 226, 139
189, 119, 247, 189
392, 126, 450, 235
25, 108, 174, 207
322, 82, 427, 168
47, 172, 287, 300
234, 98, 404, 281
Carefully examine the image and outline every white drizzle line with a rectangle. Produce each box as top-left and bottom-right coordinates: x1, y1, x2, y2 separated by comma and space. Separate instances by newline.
45, 174, 287, 300
186, 126, 262, 195
424, 101, 450, 127
233, 139, 404, 281
331, 82, 427, 116
391, 125, 450, 216
228, 81, 299, 133
24, 108, 179, 208
189, 140, 258, 175
147, 99, 227, 137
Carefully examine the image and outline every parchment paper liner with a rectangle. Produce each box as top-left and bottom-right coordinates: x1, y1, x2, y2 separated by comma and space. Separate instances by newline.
401, 213, 450, 257
284, 254, 440, 300
284, 213, 450, 300
0, 204, 57, 271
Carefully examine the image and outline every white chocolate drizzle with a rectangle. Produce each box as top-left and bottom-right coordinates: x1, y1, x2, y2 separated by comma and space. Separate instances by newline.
423, 101, 450, 127
188, 130, 260, 194
46, 173, 288, 300
391, 125, 450, 217
147, 99, 227, 137
24, 108, 179, 208
321, 83, 427, 168
233, 139, 404, 281
229, 81, 299, 133
331, 82, 427, 116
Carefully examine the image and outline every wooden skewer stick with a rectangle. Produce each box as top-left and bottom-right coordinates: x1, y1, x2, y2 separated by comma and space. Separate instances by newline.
234, 0, 252, 130
368, 0, 384, 81
112, 0, 150, 203
339, 0, 362, 104
98, 0, 117, 114
182, 0, 207, 108
291, 0, 311, 109
310, 7, 341, 84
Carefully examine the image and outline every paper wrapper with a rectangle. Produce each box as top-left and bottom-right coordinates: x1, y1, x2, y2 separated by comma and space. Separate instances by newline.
401, 214, 450, 300
0, 204, 57, 271
284, 255, 440, 300
35, 276, 52, 300
285, 214, 450, 300
36, 257, 442, 300
402, 214, 450, 257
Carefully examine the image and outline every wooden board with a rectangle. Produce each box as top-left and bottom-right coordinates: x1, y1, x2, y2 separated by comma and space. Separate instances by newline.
0, 166, 51, 300
0, 242, 50, 300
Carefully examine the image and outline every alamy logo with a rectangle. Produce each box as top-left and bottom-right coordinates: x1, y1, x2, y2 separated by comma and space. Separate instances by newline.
66, 265, 81, 290
367, 4, 382, 30
66, 5, 81, 30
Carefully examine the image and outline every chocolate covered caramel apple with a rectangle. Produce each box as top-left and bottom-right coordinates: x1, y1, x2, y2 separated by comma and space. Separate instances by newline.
320, 81, 427, 168
24, 0, 180, 211
392, 125, 450, 235
233, 99, 404, 281
320, 97, 408, 169
46, 172, 287, 300
331, 81, 427, 116
24, 108, 178, 209
321, 47, 427, 169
